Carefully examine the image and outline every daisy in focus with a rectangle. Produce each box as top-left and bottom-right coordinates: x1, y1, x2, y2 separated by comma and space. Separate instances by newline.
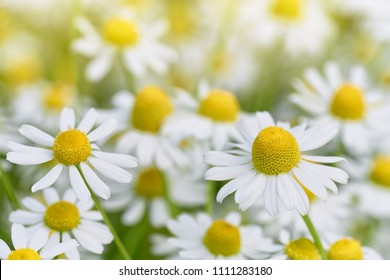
7, 107, 137, 201
167, 212, 280, 260
9, 188, 113, 258
164, 81, 241, 150
0, 223, 78, 260
290, 62, 390, 155
112, 88, 188, 170
205, 112, 349, 216
72, 10, 176, 82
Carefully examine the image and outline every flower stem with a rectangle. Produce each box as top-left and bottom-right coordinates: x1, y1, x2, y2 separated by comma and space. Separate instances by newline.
0, 166, 21, 210
206, 180, 215, 215
76, 166, 132, 260
302, 214, 328, 260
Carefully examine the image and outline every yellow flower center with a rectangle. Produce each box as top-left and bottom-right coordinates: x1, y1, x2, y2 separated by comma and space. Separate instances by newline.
166, 0, 197, 36
7, 248, 42, 260
135, 167, 164, 198
102, 17, 139, 47
131, 85, 173, 133
44, 201, 80, 232
53, 129, 92, 166
203, 220, 241, 257
330, 83, 366, 121
5, 56, 41, 86
328, 238, 363, 260
271, 0, 304, 21
285, 238, 321, 260
198, 90, 240, 122
370, 156, 390, 188
43, 84, 73, 112
252, 126, 301, 175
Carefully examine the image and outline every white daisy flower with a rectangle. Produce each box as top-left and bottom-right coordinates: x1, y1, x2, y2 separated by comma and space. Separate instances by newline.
270, 230, 321, 260
72, 11, 176, 82
167, 212, 280, 260
0, 223, 78, 260
343, 153, 390, 218
164, 81, 241, 151
113, 88, 188, 170
236, 0, 334, 56
290, 62, 390, 155
149, 233, 183, 260
6, 107, 138, 201
205, 112, 349, 216
323, 234, 383, 260
9, 188, 113, 258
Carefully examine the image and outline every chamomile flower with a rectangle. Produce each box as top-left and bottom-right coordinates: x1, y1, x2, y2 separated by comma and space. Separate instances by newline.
9, 188, 113, 257
164, 81, 241, 150
7, 107, 137, 201
113, 88, 188, 170
167, 212, 280, 260
290, 62, 390, 155
236, 0, 334, 56
271, 230, 321, 260
324, 235, 383, 260
0, 223, 78, 260
72, 11, 176, 82
205, 112, 348, 216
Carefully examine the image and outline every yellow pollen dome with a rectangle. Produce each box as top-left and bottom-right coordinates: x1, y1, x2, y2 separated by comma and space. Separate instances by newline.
198, 90, 240, 122
131, 85, 173, 133
43, 84, 73, 112
7, 248, 42, 260
370, 156, 390, 188
285, 238, 321, 260
53, 129, 92, 166
271, 0, 304, 20
102, 17, 139, 47
167, 0, 197, 36
44, 201, 80, 232
328, 238, 363, 260
330, 83, 366, 121
252, 126, 301, 175
203, 220, 241, 256
135, 167, 164, 198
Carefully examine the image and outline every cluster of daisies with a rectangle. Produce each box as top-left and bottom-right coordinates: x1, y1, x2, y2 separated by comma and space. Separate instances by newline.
1, 0, 390, 260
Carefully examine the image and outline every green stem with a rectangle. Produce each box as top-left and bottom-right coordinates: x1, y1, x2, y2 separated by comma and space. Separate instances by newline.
0, 166, 21, 210
76, 166, 132, 260
301, 214, 328, 260
206, 180, 215, 215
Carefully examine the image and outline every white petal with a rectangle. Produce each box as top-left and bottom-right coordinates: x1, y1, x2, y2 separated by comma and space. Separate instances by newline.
69, 165, 91, 201
263, 176, 279, 217
256, 112, 274, 129
59, 108, 75, 131
11, 224, 27, 249
149, 199, 170, 228
72, 229, 103, 254
293, 168, 328, 200
9, 210, 44, 225
237, 174, 267, 211
236, 118, 259, 144
122, 200, 146, 226
7, 142, 52, 154
305, 163, 349, 184
78, 221, 113, 244
7, 151, 53, 165
62, 232, 80, 260
43, 187, 60, 204
87, 119, 117, 142
88, 157, 132, 183
31, 164, 63, 192
80, 163, 111, 199
304, 68, 330, 98
0, 240, 11, 259
290, 179, 310, 216
21, 197, 46, 213
86, 52, 113, 82
63, 189, 77, 204
276, 174, 297, 210
324, 62, 342, 89
298, 124, 338, 152
136, 135, 156, 166
216, 173, 254, 203
80, 211, 102, 221
92, 151, 137, 168
301, 155, 346, 163
18, 125, 54, 146
205, 164, 252, 181
225, 212, 241, 226
29, 228, 49, 251
41, 239, 79, 260
78, 108, 98, 133
204, 151, 251, 166
299, 161, 338, 193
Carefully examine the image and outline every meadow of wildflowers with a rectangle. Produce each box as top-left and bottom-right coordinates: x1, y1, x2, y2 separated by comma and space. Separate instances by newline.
1, 0, 390, 260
